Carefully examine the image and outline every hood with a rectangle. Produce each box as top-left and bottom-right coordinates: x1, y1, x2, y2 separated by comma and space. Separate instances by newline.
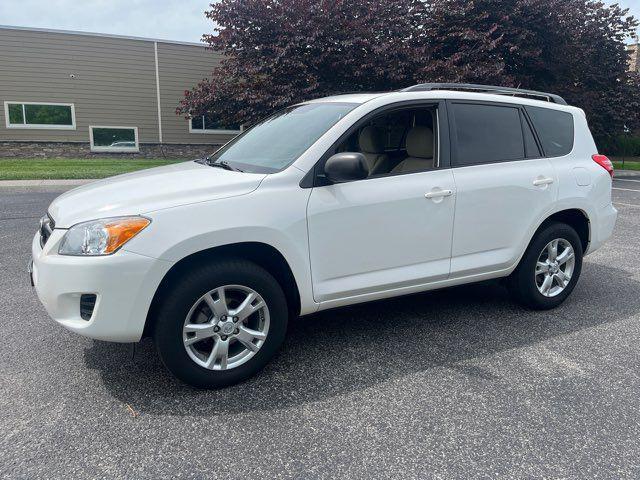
49, 161, 266, 228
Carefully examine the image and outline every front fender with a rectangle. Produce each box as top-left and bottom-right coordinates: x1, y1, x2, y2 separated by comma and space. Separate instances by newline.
124, 185, 317, 315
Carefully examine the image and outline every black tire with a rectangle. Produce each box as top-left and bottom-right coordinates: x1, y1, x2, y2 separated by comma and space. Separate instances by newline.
508, 222, 583, 310
153, 259, 288, 388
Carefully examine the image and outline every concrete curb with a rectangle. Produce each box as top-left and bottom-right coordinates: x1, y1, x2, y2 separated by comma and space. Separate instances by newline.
0, 179, 97, 187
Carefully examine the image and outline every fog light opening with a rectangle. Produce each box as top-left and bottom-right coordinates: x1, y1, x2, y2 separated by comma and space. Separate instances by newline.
80, 294, 97, 321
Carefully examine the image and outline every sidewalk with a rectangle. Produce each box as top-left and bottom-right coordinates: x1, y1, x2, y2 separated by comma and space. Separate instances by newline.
0, 179, 96, 187
615, 169, 639, 178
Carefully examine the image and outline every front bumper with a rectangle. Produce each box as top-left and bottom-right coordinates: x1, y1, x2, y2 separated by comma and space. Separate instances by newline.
31, 230, 172, 342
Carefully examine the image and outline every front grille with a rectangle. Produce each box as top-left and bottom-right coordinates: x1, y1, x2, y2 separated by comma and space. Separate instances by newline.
80, 294, 97, 321
39, 214, 54, 247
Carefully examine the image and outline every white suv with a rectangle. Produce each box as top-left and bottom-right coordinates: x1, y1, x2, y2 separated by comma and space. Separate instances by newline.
30, 84, 617, 388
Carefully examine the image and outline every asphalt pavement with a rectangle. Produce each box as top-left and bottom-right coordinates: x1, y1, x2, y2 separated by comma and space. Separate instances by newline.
1, 177, 639, 479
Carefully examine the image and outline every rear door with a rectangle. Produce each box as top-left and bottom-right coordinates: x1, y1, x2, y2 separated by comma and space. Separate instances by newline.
448, 101, 558, 277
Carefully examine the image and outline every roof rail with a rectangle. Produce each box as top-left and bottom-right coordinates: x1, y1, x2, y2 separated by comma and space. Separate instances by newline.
401, 83, 568, 105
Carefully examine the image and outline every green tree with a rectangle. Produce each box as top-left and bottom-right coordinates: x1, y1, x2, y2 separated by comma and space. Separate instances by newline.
178, 0, 639, 143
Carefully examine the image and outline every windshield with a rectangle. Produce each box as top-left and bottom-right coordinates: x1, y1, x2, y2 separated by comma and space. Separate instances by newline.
206, 102, 357, 173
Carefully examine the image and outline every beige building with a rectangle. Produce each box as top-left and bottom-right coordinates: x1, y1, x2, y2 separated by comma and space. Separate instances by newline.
0, 25, 240, 158
628, 42, 639, 73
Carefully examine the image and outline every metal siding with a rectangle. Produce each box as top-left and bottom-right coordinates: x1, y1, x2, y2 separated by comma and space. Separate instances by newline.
157, 42, 236, 146
0, 29, 157, 143
0, 27, 235, 147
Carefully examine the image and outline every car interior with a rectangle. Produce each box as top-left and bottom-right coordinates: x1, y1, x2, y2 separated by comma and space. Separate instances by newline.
336, 106, 438, 177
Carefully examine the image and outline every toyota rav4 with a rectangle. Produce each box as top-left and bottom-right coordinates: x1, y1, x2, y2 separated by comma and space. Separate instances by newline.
30, 84, 617, 388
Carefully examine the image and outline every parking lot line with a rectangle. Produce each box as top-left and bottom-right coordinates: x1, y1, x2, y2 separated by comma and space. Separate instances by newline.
612, 187, 640, 192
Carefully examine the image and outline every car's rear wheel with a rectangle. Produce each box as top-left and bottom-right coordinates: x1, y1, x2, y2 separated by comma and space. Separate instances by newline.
509, 222, 583, 310
153, 259, 288, 388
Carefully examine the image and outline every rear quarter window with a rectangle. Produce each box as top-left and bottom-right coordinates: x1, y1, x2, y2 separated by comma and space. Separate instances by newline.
525, 106, 574, 157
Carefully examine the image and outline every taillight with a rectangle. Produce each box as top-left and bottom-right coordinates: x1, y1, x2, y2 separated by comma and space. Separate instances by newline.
592, 154, 614, 178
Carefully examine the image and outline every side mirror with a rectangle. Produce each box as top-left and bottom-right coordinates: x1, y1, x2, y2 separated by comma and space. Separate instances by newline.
324, 152, 369, 183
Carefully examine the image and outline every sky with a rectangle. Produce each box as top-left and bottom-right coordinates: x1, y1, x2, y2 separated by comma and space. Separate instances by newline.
0, 0, 214, 43
0, 0, 639, 43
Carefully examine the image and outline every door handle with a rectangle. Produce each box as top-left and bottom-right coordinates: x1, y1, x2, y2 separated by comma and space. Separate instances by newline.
533, 177, 554, 186
425, 189, 453, 199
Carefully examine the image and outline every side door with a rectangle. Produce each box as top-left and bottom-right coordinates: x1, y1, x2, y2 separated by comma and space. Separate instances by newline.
306, 102, 456, 304
447, 101, 558, 278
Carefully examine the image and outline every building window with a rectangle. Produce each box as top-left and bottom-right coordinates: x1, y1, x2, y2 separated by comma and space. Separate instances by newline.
189, 114, 242, 134
89, 126, 139, 152
4, 102, 76, 129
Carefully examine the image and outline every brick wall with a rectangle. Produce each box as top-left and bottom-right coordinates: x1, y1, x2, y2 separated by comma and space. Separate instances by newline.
0, 142, 222, 159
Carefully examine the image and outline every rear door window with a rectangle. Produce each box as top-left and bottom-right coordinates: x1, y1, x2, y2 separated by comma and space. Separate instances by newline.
525, 106, 574, 157
451, 103, 525, 166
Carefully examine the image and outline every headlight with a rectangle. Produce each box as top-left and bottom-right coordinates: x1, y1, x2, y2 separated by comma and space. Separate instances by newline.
58, 216, 150, 256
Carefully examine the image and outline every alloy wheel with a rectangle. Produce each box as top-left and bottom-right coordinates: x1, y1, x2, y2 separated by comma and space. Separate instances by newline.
534, 238, 575, 298
182, 285, 270, 370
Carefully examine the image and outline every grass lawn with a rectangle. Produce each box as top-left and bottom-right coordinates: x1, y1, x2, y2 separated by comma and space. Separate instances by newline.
0, 158, 184, 180
611, 158, 640, 171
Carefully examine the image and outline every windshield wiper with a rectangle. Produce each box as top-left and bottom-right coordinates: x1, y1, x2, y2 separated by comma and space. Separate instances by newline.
203, 158, 243, 172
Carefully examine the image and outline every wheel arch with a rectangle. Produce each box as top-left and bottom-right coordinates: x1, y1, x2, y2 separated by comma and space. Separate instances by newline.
510, 207, 591, 276
143, 242, 302, 338
535, 208, 590, 253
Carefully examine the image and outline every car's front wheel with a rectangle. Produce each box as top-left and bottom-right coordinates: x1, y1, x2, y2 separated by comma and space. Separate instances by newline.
153, 259, 288, 388
509, 222, 583, 310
